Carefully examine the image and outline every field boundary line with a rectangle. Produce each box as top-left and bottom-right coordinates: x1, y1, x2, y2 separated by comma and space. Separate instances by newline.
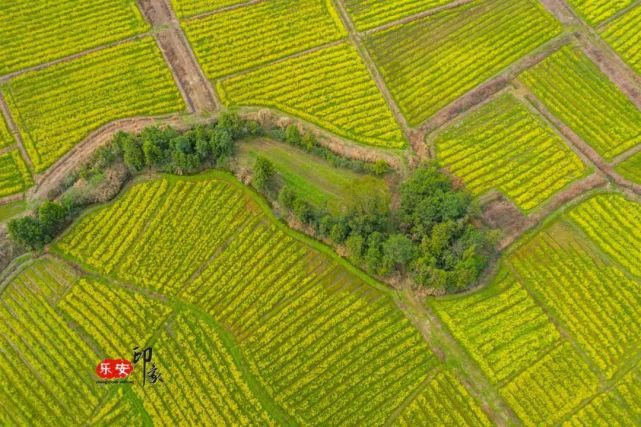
182, 0, 266, 22
517, 83, 641, 196
417, 34, 570, 135
0, 33, 152, 84
0, 92, 34, 175
384, 366, 443, 425
362, 0, 473, 36
330, 0, 412, 144
596, 0, 641, 30
611, 143, 641, 166
538, 0, 641, 108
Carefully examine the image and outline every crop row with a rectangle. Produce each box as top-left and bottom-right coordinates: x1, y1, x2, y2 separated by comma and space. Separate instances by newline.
0, 259, 102, 425
435, 94, 587, 211
0, 150, 32, 198
58, 278, 173, 357
0, 114, 13, 149
136, 312, 273, 425
431, 271, 560, 384
566, 0, 636, 26
365, 0, 561, 125
567, 193, 641, 277
219, 43, 405, 148
2, 38, 185, 172
600, 3, 641, 76
519, 46, 641, 161
0, 0, 148, 75
344, 0, 452, 31
86, 389, 142, 426
395, 370, 491, 426
170, 0, 248, 19
510, 220, 641, 379
183, 0, 346, 79
117, 180, 255, 295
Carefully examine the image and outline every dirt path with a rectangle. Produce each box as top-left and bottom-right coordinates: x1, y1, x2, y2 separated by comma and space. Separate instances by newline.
136, 0, 218, 114
395, 287, 518, 426
29, 115, 189, 200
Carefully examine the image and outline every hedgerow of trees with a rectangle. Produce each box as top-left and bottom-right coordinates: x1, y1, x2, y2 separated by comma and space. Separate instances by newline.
8, 113, 495, 293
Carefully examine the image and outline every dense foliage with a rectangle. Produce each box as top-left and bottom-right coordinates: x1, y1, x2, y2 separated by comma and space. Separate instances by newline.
278, 162, 496, 292
8, 201, 69, 249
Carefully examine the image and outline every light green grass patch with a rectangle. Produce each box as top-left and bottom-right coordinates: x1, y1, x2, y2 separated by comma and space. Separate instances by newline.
236, 138, 391, 214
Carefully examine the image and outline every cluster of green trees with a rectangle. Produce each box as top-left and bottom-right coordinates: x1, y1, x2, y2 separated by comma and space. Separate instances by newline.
115, 113, 261, 174
275, 163, 496, 292
271, 124, 389, 176
8, 201, 69, 250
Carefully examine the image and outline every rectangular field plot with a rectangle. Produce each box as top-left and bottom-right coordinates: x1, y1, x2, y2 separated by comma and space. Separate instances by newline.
0, 0, 148, 75
500, 343, 600, 426
600, 4, 641, 76
519, 46, 641, 160
2, 38, 185, 172
567, 193, 641, 278
344, 0, 453, 31
219, 43, 405, 148
566, 0, 636, 26
365, 0, 561, 125
615, 151, 641, 184
0, 115, 14, 149
135, 311, 274, 425
0, 258, 105, 426
510, 219, 641, 379
434, 93, 587, 211
182, 0, 346, 79
0, 150, 32, 198
170, 0, 248, 18
430, 270, 561, 384
395, 370, 491, 426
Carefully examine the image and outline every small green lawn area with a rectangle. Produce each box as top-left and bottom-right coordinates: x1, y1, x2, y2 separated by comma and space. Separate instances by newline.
235, 138, 391, 214
0, 199, 27, 224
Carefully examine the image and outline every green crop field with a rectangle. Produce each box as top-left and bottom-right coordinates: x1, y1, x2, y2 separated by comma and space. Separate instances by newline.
0, 150, 32, 198
431, 192, 641, 425
3, 0, 641, 424
615, 151, 641, 183
343, 0, 452, 30
0, 0, 149, 75
235, 138, 391, 213
600, 4, 641, 76
519, 46, 641, 160
182, 0, 346, 79
2, 38, 185, 172
0, 172, 495, 425
566, 0, 636, 26
434, 93, 588, 211
219, 43, 405, 148
365, 0, 562, 125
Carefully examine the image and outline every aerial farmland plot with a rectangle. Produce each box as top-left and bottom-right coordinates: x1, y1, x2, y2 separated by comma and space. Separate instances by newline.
2, 0, 641, 425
